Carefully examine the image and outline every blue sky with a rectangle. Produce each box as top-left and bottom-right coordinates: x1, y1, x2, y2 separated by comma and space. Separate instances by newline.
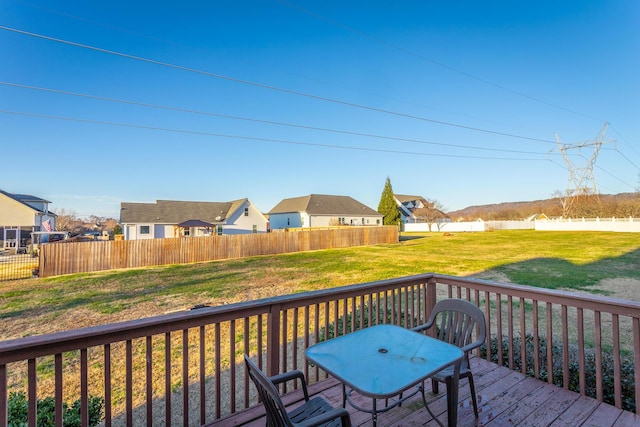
1, 0, 638, 218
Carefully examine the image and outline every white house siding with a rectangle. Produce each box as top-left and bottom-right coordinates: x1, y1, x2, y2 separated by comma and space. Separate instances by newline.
130, 224, 154, 240
155, 224, 172, 238
309, 215, 381, 227
300, 212, 310, 228
270, 213, 381, 229
124, 225, 135, 240
269, 213, 303, 230
0, 197, 36, 226
307, 215, 330, 227
213, 200, 267, 234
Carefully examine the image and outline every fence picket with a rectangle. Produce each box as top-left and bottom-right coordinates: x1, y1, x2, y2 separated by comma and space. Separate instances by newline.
37, 227, 397, 278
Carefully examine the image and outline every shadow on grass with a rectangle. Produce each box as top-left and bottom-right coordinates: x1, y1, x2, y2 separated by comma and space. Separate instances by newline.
0, 271, 245, 320
399, 234, 430, 242
473, 246, 640, 295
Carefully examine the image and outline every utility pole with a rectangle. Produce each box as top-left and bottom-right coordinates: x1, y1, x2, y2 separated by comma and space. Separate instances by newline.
553, 123, 615, 217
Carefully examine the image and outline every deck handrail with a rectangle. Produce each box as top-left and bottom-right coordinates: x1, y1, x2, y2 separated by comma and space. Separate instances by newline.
1, 273, 639, 426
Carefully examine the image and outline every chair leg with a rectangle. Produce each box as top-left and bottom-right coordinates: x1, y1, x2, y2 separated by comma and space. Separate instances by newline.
468, 373, 479, 418
431, 378, 439, 394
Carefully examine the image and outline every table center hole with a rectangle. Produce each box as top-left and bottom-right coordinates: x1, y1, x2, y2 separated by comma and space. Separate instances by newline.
378, 348, 388, 353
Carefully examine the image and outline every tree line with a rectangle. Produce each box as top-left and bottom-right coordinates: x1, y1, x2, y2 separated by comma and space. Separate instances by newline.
447, 192, 640, 221
54, 209, 121, 236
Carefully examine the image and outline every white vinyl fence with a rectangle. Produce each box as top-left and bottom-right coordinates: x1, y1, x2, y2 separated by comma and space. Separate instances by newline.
535, 217, 640, 232
403, 221, 485, 232
402, 217, 640, 233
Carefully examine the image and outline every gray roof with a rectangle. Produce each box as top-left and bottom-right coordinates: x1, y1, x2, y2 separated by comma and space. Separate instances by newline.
120, 199, 247, 224
269, 194, 381, 217
0, 189, 51, 213
394, 194, 425, 204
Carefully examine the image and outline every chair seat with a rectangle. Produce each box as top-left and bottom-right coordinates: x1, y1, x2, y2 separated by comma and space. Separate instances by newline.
411, 298, 487, 420
289, 396, 345, 427
431, 359, 470, 381
244, 354, 351, 427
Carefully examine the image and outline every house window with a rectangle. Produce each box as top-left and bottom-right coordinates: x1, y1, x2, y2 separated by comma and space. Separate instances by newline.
217, 226, 223, 235
244, 207, 249, 216
287, 218, 290, 226
362, 218, 365, 225
184, 228, 190, 236
252, 225, 257, 233
376, 219, 380, 225
140, 225, 150, 235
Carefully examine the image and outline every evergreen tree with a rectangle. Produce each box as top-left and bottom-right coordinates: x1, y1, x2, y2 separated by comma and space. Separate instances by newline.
378, 177, 400, 225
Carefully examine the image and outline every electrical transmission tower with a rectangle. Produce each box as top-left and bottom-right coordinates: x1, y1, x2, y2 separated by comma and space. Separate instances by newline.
553, 122, 615, 217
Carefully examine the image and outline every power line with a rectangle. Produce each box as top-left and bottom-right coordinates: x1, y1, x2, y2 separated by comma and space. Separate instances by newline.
16, 0, 549, 135
608, 123, 640, 159
612, 148, 640, 171
278, 0, 605, 123
0, 24, 557, 144
0, 81, 556, 156
596, 165, 637, 190
0, 109, 552, 161
15, 0, 189, 48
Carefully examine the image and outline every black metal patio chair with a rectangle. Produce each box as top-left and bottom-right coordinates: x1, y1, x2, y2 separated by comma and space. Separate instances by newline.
411, 298, 487, 418
244, 354, 352, 427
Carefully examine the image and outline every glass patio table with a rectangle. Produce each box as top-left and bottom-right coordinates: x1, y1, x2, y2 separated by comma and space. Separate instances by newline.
305, 324, 464, 427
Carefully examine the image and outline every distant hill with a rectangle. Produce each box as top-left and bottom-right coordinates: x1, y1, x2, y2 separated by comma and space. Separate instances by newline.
447, 193, 640, 221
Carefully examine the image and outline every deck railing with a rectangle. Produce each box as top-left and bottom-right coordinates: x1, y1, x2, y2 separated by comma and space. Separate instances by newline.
1, 273, 639, 426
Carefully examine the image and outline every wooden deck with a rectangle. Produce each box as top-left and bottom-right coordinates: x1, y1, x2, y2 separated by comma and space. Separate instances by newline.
210, 357, 640, 427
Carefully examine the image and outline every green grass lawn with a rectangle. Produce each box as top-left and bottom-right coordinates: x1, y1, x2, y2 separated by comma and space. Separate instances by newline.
1, 230, 639, 340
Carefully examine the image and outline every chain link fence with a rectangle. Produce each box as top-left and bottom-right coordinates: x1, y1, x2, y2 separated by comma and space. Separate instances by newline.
0, 250, 39, 281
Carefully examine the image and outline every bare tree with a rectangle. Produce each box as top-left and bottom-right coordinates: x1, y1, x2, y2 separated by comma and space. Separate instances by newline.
552, 190, 571, 218
421, 198, 449, 232
54, 209, 84, 235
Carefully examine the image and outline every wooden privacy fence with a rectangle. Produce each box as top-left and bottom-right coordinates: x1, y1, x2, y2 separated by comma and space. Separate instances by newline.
38, 226, 398, 278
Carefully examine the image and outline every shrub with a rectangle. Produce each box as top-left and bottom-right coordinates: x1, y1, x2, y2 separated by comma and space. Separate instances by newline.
8, 392, 104, 427
481, 334, 636, 412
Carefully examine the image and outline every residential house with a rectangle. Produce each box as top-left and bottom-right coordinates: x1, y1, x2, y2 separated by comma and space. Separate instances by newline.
525, 213, 550, 221
119, 199, 268, 240
394, 194, 450, 225
268, 194, 382, 229
0, 189, 57, 250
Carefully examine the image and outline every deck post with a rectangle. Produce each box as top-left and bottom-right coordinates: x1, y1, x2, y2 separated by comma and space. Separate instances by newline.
0, 364, 6, 427
266, 303, 281, 376
426, 276, 437, 337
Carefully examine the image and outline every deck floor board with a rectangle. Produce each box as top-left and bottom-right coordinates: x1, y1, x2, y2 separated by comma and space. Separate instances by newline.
208, 357, 637, 427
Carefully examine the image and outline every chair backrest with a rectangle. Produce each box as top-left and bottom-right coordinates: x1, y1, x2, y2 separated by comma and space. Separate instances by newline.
427, 299, 487, 354
244, 354, 292, 427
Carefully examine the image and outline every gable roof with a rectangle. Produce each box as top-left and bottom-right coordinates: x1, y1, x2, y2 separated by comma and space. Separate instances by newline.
269, 194, 381, 217
120, 199, 248, 224
394, 194, 425, 204
0, 189, 50, 214
525, 213, 549, 221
